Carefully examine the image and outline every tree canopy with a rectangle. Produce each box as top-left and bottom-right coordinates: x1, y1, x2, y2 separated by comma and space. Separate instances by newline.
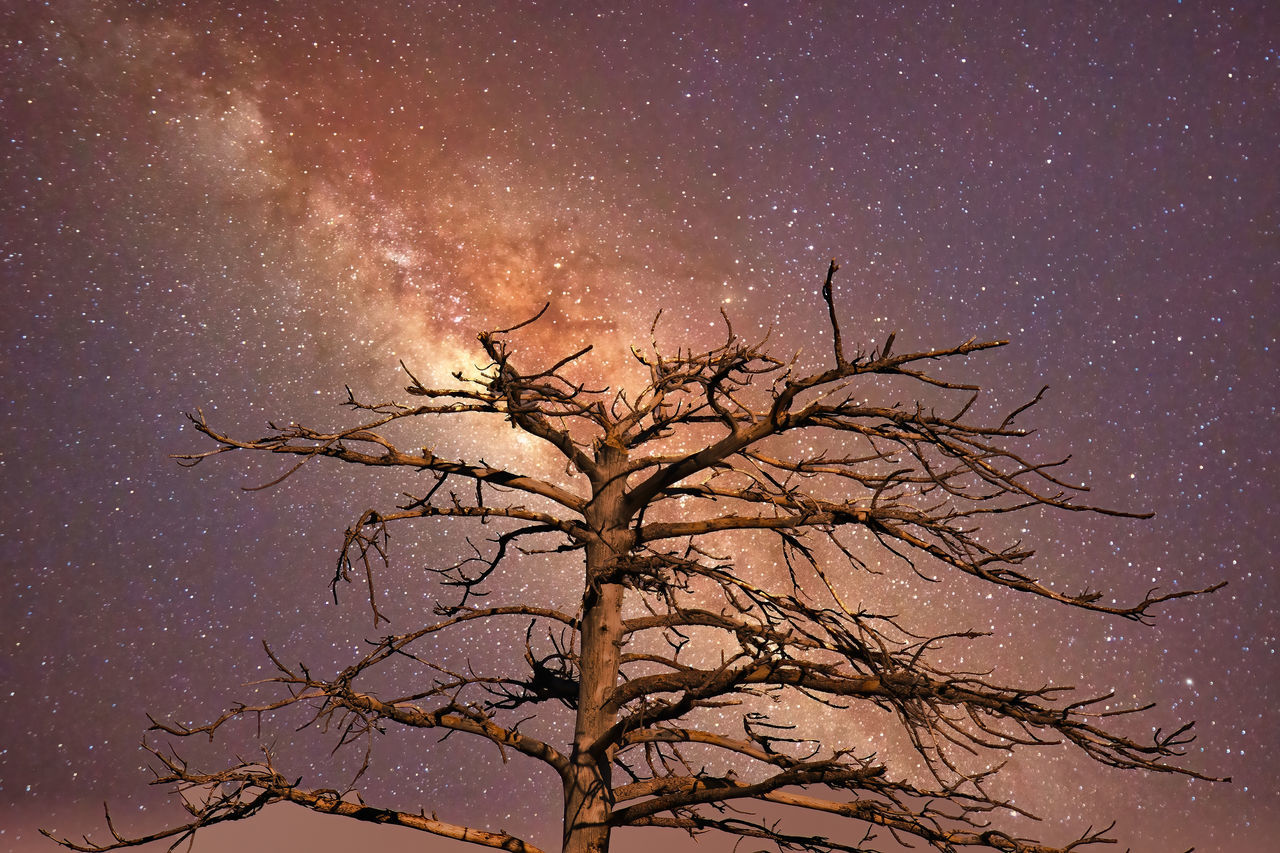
47, 262, 1224, 853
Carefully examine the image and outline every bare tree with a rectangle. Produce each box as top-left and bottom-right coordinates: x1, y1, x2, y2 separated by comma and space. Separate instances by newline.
48, 262, 1225, 853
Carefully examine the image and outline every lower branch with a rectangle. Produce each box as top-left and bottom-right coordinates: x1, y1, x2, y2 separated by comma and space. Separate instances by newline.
42, 757, 548, 853
280, 787, 548, 853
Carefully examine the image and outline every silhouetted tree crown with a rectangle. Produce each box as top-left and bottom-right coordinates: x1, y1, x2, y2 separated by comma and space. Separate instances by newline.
47, 262, 1224, 853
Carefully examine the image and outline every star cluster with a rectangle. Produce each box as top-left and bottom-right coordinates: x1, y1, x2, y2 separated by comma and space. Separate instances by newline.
2, 2, 1276, 851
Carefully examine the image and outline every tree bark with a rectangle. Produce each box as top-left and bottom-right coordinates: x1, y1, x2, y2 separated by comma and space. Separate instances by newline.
563, 446, 630, 853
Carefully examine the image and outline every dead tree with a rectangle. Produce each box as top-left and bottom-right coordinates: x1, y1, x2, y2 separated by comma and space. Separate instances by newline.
47, 262, 1225, 853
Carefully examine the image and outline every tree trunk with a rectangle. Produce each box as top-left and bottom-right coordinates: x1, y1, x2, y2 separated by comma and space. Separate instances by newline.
563, 448, 630, 853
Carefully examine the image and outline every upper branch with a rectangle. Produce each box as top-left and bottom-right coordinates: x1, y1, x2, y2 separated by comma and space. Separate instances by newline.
473, 308, 602, 478
621, 319, 1010, 513
175, 409, 587, 513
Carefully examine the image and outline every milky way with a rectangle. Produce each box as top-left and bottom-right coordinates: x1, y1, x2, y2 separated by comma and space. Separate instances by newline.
3, 3, 1276, 851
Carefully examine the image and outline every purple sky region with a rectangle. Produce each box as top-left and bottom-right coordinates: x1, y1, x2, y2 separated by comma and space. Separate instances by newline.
2, 3, 1277, 851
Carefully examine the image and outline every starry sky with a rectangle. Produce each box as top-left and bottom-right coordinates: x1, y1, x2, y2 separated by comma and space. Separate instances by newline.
2, 2, 1277, 851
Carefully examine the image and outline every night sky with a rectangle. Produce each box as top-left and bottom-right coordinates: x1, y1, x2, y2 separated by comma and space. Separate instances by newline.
3, 2, 1277, 852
